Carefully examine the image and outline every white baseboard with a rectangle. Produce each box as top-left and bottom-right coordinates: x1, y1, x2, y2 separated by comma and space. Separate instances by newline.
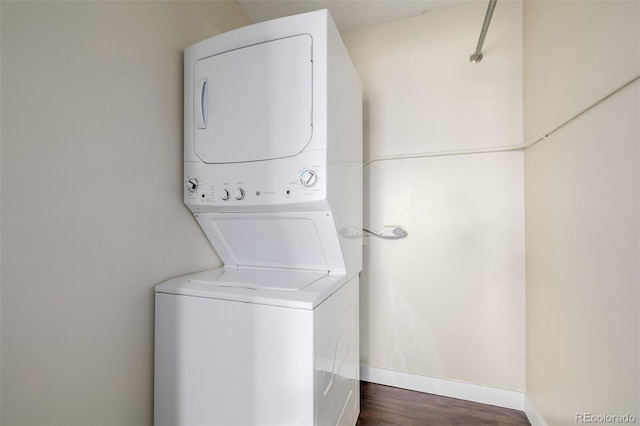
360, 365, 525, 411
524, 394, 548, 426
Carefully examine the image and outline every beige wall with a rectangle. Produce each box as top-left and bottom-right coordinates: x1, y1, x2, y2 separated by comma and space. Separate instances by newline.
524, 1, 640, 424
7, 1, 637, 424
343, 1, 523, 160
0, 2, 250, 424
523, 0, 639, 143
343, 1, 526, 391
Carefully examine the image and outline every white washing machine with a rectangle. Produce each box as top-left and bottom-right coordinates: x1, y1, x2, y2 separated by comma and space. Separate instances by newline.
154, 10, 363, 426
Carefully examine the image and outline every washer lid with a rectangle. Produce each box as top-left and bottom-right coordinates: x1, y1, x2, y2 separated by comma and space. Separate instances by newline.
188, 267, 327, 291
155, 267, 347, 309
194, 212, 346, 274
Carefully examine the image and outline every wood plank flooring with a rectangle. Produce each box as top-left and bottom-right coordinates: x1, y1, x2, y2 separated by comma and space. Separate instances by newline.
357, 381, 531, 426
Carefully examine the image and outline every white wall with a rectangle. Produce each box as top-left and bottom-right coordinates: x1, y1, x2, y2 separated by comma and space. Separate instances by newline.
524, 1, 640, 424
0, 2, 251, 424
343, 1, 526, 391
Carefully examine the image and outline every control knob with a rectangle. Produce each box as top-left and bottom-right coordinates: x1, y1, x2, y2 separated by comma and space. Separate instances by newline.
300, 170, 318, 187
186, 178, 198, 193
234, 188, 246, 200
221, 189, 230, 201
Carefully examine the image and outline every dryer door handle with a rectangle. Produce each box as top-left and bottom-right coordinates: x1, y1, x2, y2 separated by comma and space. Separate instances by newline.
195, 77, 208, 129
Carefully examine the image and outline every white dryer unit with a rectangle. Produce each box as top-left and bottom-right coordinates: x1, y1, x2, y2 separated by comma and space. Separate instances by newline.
154, 10, 362, 426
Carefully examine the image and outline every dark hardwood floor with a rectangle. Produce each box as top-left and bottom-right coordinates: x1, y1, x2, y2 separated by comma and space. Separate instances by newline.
357, 381, 531, 426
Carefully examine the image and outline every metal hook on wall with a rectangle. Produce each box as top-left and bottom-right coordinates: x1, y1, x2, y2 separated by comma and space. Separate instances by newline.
363, 226, 408, 240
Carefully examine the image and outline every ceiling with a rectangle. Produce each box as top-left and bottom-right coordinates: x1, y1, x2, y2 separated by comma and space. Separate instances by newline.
237, 0, 477, 32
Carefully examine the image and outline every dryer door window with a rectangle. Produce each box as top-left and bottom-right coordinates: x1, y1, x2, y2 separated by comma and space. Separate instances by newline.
193, 34, 313, 164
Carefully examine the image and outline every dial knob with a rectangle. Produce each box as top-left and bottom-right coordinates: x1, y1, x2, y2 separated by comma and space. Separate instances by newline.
221, 189, 230, 201
186, 178, 198, 193
300, 170, 318, 187
234, 188, 245, 200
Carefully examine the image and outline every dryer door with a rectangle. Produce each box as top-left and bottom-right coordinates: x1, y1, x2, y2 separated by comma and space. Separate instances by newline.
193, 34, 313, 164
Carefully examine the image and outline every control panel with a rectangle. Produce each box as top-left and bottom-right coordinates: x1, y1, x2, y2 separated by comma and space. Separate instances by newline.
184, 153, 327, 211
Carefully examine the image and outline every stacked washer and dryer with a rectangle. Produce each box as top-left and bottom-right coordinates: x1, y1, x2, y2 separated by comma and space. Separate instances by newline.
154, 10, 363, 426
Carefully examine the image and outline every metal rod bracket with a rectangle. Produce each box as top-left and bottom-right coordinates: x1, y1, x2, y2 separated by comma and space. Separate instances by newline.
470, 0, 497, 63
